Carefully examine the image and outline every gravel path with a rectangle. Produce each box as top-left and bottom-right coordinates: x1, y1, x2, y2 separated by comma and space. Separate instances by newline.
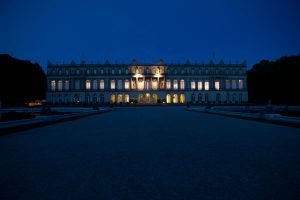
1, 107, 300, 200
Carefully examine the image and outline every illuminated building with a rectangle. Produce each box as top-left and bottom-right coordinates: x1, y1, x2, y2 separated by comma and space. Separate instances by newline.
47, 59, 248, 104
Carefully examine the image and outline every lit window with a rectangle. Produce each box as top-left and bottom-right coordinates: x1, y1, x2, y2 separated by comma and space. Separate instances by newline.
166, 80, 171, 90
99, 80, 105, 89
125, 94, 129, 103
75, 80, 80, 90
138, 79, 144, 90
125, 80, 130, 90
173, 80, 178, 90
215, 81, 220, 90
64, 80, 69, 91
180, 80, 185, 90
117, 80, 122, 90
51, 80, 56, 91
204, 81, 209, 91
198, 81, 202, 91
86, 80, 91, 90
191, 81, 196, 90
232, 80, 237, 89
111, 80, 115, 90
152, 79, 158, 90
238, 80, 243, 89
166, 94, 171, 103
57, 80, 62, 91
111, 94, 115, 104
226, 80, 230, 89
93, 80, 97, 90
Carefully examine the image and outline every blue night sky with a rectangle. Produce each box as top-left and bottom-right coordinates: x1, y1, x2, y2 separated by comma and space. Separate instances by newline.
1, 0, 300, 70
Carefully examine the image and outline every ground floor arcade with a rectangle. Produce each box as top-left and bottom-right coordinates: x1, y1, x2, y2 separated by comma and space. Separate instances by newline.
47, 91, 248, 105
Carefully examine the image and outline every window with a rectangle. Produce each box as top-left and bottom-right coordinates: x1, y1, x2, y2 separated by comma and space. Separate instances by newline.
57, 80, 62, 91
111, 94, 115, 104
117, 80, 122, 90
152, 79, 158, 90
93, 80, 97, 90
125, 94, 129, 103
125, 80, 130, 90
94, 69, 97, 75
111, 80, 115, 89
166, 94, 171, 103
225, 80, 230, 89
215, 81, 220, 90
198, 81, 202, 90
125, 69, 129, 74
100, 80, 105, 89
180, 80, 185, 90
51, 80, 56, 91
100, 69, 104, 74
204, 81, 209, 91
173, 80, 178, 90
118, 69, 122, 74
238, 80, 243, 89
64, 80, 69, 91
86, 80, 91, 90
180, 94, 185, 104
232, 80, 237, 90
75, 80, 80, 90
166, 80, 171, 90
87, 70, 90, 75
76, 70, 80, 75
191, 81, 196, 90
173, 94, 178, 103
111, 69, 115, 75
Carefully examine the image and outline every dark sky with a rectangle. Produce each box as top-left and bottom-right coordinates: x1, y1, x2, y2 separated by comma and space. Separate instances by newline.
1, 0, 300, 70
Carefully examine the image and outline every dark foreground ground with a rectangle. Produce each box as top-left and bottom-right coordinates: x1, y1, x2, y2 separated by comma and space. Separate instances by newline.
0, 107, 300, 200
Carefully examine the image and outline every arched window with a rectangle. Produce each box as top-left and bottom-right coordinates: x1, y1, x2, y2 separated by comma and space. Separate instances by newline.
216, 93, 221, 103
239, 93, 243, 103
232, 93, 236, 103
166, 94, 171, 104
73, 94, 79, 104
198, 94, 202, 103
110, 94, 116, 104
100, 94, 104, 103
191, 94, 195, 103
93, 94, 97, 103
180, 94, 185, 104
205, 93, 209, 102
173, 94, 178, 103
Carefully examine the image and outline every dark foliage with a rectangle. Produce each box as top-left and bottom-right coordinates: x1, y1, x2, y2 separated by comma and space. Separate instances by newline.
0, 54, 47, 106
247, 55, 300, 105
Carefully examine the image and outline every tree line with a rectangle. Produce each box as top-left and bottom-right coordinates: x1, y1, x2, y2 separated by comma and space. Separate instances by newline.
0, 54, 46, 106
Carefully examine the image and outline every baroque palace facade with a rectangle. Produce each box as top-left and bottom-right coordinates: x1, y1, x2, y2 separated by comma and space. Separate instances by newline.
47, 59, 248, 105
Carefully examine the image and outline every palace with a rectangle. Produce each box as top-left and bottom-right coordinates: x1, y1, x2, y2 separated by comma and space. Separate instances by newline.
46, 59, 248, 105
